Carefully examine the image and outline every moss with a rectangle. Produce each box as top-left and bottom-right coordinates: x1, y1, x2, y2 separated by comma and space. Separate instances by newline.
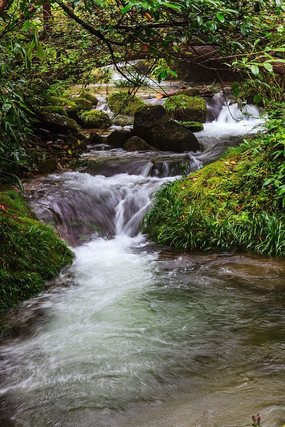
80, 91, 99, 106
144, 122, 285, 256
74, 97, 93, 111
38, 105, 68, 117
165, 95, 207, 122
80, 110, 111, 128
108, 90, 145, 115
0, 191, 74, 316
179, 121, 204, 132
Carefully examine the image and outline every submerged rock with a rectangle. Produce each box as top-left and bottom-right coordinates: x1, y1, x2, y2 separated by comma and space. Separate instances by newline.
133, 105, 200, 152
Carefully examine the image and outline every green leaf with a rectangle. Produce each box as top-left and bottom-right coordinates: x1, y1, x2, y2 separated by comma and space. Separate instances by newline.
250, 64, 259, 76
253, 94, 262, 104
216, 13, 225, 23
36, 44, 44, 61
122, 4, 133, 14
263, 62, 273, 72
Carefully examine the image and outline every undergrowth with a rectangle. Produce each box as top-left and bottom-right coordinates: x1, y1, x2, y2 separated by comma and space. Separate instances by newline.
0, 191, 74, 316
144, 114, 285, 256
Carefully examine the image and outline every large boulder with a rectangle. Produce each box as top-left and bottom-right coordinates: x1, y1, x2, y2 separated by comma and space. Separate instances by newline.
165, 95, 207, 122
133, 105, 200, 152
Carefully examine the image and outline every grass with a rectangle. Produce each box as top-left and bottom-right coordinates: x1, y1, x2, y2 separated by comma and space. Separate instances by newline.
144, 117, 285, 256
0, 190, 74, 317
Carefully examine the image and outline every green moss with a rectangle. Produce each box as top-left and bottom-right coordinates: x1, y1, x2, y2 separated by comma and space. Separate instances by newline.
39, 105, 68, 117
0, 191, 74, 315
80, 91, 99, 106
108, 90, 145, 115
80, 110, 111, 128
179, 121, 204, 132
144, 120, 285, 256
74, 97, 93, 111
165, 95, 207, 122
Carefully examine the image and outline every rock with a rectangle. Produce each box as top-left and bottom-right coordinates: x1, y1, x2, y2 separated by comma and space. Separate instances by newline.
37, 113, 80, 134
113, 115, 134, 126
108, 90, 144, 115
80, 110, 111, 129
165, 95, 207, 122
80, 91, 99, 106
133, 105, 200, 152
75, 98, 93, 111
89, 132, 104, 145
38, 106, 68, 117
107, 129, 133, 148
38, 157, 57, 174
123, 136, 155, 151
179, 121, 204, 132
180, 88, 201, 97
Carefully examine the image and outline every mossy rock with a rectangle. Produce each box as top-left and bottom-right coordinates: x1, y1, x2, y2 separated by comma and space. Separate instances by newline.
38, 113, 80, 134
80, 91, 99, 106
49, 96, 73, 107
0, 190, 74, 318
165, 95, 207, 123
108, 91, 145, 115
80, 110, 111, 129
113, 115, 134, 126
179, 121, 204, 132
123, 136, 155, 151
74, 98, 93, 111
38, 106, 68, 117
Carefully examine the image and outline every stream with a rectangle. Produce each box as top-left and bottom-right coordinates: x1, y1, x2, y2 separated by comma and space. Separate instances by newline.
0, 88, 284, 427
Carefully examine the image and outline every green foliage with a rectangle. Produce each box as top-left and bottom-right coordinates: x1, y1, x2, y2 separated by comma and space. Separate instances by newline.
0, 190, 74, 315
165, 95, 207, 123
179, 121, 204, 132
144, 119, 285, 256
108, 90, 145, 115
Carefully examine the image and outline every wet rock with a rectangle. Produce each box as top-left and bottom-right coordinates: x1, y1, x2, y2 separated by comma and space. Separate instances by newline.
89, 132, 104, 145
107, 129, 133, 148
123, 136, 155, 151
133, 105, 200, 152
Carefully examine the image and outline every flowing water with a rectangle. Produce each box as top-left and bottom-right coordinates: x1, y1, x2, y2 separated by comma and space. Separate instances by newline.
1, 93, 285, 427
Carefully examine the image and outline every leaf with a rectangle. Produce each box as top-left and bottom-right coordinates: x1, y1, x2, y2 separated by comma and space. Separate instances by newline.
36, 44, 44, 60
253, 94, 262, 104
216, 13, 225, 23
250, 64, 259, 76
263, 62, 273, 72
122, 4, 133, 14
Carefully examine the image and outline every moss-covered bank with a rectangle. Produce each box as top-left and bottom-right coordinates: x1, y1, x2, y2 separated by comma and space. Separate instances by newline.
0, 190, 74, 316
144, 116, 285, 256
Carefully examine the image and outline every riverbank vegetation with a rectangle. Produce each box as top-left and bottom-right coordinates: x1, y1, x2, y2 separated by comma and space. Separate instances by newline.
0, 190, 74, 316
0, 0, 284, 316
144, 110, 285, 256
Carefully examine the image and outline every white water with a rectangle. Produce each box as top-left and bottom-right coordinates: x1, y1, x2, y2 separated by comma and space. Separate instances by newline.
1, 95, 284, 427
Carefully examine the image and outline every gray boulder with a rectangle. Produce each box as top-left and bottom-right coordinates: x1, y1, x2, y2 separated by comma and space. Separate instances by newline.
133, 105, 200, 152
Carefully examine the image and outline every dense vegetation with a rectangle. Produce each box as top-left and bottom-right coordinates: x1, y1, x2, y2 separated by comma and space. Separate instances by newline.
0, 0, 284, 316
144, 112, 285, 256
0, 190, 74, 316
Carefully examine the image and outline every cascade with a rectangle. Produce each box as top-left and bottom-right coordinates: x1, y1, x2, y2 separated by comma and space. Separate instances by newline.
1, 87, 283, 427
